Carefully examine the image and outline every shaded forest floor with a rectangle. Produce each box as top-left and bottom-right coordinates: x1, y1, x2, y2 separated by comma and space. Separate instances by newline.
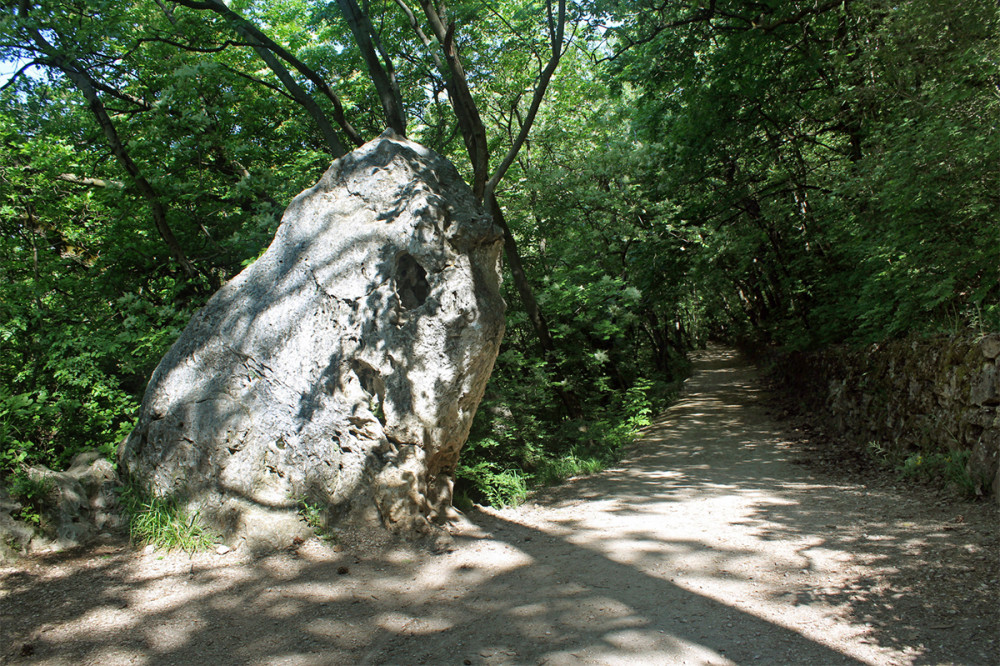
2, 347, 997, 665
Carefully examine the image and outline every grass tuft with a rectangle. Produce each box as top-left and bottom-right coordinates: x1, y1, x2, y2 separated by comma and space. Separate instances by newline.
867, 442, 982, 498
296, 497, 337, 541
117, 484, 215, 552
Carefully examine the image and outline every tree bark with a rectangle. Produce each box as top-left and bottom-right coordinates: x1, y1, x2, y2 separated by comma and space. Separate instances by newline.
414, 0, 490, 199
57, 173, 125, 189
336, 0, 407, 135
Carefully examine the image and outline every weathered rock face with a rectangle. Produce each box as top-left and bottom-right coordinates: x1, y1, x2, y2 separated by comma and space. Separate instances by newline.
1, 452, 122, 562
118, 132, 505, 545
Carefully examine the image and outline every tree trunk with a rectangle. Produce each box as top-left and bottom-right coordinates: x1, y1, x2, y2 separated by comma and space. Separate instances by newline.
487, 196, 584, 419
336, 0, 407, 135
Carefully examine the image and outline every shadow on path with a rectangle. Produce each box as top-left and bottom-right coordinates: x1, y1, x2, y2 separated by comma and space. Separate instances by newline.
2, 347, 996, 665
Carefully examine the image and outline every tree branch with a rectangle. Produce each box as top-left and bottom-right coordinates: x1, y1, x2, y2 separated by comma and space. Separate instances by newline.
335, 0, 407, 134
753, 0, 844, 33
414, 0, 489, 199
133, 35, 259, 54
167, 0, 363, 150
17, 1, 197, 277
57, 173, 125, 189
485, 0, 566, 199
0, 62, 37, 93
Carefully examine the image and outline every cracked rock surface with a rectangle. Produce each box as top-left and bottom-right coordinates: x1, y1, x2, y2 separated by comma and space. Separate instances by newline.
118, 131, 505, 547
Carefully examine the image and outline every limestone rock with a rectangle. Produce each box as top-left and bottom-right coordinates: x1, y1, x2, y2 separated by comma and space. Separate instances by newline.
118, 132, 505, 546
979, 335, 1000, 360
30, 451, 122, 547
0, 451, 124, 560
969, 361, 999, 406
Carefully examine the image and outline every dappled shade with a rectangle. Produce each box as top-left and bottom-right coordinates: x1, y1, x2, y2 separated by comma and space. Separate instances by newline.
118, 132, 505, 547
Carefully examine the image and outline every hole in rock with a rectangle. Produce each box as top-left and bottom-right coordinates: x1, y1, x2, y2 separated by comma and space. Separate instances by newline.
395, 253, 430, 309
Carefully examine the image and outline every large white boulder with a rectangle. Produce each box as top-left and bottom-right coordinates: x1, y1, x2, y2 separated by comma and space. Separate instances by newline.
118, 132, 505, 546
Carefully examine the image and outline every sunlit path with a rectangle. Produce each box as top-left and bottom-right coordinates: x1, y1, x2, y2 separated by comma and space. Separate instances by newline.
2, 347, 996, 665
428, 346, 906, 665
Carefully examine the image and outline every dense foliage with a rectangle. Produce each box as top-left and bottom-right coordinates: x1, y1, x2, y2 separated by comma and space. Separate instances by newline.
1, 0, 995, 505
607, 0, 998, 346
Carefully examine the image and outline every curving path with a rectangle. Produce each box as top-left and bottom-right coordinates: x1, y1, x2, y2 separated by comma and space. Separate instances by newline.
2, 347, 997, 665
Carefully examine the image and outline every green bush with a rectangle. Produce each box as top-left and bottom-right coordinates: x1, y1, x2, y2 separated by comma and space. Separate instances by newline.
899, 450, 978, 497
6, 470, 54, 526
456, 361, 680, 507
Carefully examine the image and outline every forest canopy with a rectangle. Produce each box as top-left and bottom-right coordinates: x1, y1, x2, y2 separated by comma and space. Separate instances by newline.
2, 0, 997, 504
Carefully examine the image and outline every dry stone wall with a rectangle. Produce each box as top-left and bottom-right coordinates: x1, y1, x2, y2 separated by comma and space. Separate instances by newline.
767, 334, 1000, 501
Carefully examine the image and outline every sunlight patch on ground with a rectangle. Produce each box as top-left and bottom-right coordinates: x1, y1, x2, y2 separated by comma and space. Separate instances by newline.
42, 606, 138, 641
85, 647, 152, 666
376, 610, 453, 634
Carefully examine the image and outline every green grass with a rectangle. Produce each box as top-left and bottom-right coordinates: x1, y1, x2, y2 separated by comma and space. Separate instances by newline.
899, 450, 979, 497
117, 484, 216, 552
455, 377, 677, 509
456, 464, 529, 508
296, 497, 336, 541
456, 420, 641, 508
867, 442, 982, 498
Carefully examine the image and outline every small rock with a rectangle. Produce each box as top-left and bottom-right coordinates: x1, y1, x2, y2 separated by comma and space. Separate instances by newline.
980, 336, 1000, 359
216, 544, 231, 555
143, 544, 155, 555
337, 566, 349, 575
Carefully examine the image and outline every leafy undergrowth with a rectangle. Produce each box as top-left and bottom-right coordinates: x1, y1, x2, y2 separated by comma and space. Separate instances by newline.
868, 443, 985, 499
5, 470, 54, 527
456, 375, 683, 509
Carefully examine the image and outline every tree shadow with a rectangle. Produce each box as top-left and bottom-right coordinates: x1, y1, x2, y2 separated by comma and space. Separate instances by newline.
2, 515, 864, 666
5, 345, 994, 664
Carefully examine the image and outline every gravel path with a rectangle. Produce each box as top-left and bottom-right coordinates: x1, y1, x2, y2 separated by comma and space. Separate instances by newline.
2, 347, 997, 665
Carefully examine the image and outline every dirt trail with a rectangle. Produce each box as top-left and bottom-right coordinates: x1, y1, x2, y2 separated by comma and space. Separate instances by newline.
2, 347, 997, 665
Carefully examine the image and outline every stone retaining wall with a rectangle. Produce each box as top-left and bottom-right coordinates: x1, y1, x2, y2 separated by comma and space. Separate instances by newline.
766, 334, 1000, 502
